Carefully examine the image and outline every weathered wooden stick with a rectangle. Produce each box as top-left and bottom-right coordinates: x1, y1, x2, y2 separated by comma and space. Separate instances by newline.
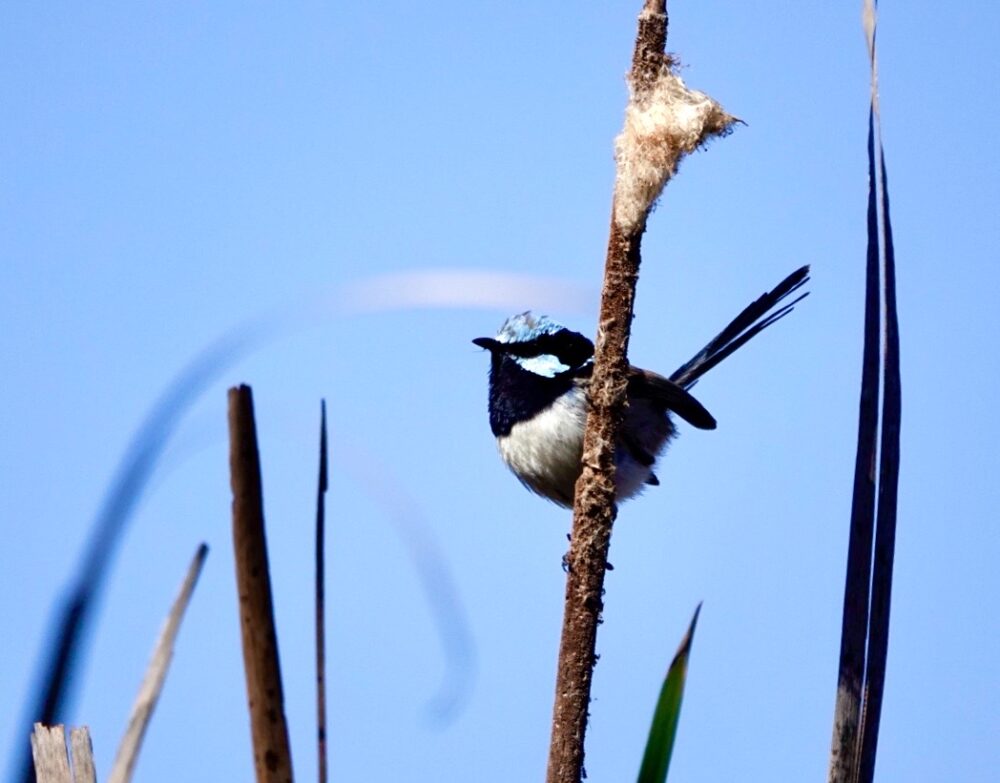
228, 385, 295, 783
30, 724, 71, 783
68, 728, 96, 783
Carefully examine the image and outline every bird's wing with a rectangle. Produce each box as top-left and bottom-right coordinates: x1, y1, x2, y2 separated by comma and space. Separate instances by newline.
628, 367, 717, 430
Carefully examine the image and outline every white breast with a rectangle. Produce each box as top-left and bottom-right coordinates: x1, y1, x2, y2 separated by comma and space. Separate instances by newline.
497, 386, 588, 506
495, 384, 661, 507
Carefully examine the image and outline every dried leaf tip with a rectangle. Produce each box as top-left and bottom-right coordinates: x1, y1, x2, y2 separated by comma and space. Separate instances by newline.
613, 58, 737, 232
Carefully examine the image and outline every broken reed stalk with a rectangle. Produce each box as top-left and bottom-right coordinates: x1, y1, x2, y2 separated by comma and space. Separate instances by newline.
108, 544, 209, 783
68, 729, 96, 783
228, 385, 295, 783
30, 725, 95, 783
30, 725, 70, 783
546, 2, 736, 781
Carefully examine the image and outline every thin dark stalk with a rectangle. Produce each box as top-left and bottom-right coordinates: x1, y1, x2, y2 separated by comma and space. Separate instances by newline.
228, 385, 295, 783
315, 401, 329, 783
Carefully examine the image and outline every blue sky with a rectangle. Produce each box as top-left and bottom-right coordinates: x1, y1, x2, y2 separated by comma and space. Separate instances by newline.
2, 2, 998, 781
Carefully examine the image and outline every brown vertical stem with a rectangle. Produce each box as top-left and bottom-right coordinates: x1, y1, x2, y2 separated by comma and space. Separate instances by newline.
545, 3, 669, 782
228, 385, 295, 783
546, 230, 643, 783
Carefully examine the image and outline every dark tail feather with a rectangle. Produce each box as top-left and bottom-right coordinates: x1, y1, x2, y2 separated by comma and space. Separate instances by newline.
669, 265, 810, 388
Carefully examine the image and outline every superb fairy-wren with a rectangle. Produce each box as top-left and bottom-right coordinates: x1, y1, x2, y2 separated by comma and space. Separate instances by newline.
473, 266, 809, 506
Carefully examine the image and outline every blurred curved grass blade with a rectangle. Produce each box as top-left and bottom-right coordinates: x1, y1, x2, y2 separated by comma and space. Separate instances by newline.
13, 320, 273, 783
637, 604, 702, 783
14, 268, 533, 781
343, 444, 476, 723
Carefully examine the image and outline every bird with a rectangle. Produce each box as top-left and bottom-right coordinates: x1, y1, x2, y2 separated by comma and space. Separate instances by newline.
472, 265, 810, 507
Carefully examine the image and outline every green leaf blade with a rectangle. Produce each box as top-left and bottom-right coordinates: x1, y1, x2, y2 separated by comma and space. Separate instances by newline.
637, 603, 702, 783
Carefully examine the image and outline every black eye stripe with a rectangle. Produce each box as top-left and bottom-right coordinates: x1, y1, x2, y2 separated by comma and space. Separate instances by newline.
502, 329, 594, 367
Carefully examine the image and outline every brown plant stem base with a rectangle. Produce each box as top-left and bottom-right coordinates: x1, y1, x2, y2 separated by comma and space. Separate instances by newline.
546, 210, 644, 783
228, 385, 295, 783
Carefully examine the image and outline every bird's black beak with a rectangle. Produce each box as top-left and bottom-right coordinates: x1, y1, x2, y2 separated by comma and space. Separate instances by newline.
472, 337, 502, 352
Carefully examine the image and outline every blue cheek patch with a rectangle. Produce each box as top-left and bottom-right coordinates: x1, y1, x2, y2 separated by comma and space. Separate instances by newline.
514, 353, 571, 378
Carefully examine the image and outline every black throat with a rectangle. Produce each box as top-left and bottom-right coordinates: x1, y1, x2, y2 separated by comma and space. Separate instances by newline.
485, 354, 579, 437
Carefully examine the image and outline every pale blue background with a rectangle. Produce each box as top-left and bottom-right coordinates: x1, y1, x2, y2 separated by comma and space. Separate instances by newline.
2, 2, 997, 781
